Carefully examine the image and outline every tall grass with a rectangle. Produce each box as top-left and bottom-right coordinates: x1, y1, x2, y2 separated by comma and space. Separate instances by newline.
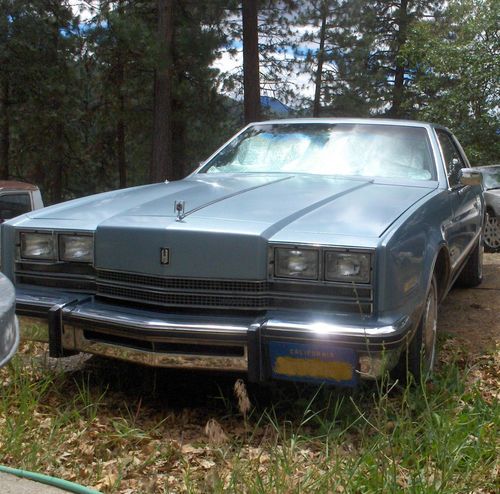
0, 340, 498, 493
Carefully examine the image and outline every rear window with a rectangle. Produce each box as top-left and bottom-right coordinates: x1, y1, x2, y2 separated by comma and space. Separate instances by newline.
0, 193, 32, 221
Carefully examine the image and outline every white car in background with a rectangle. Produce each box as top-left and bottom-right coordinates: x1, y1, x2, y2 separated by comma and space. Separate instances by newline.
0, 181, 44, 224
0, 181, 44, 269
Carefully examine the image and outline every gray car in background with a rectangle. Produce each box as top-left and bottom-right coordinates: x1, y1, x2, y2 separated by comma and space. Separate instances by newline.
476, 165, 500, 252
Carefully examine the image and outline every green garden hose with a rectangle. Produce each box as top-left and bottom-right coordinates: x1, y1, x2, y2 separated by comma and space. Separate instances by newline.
0, 465, 100, 493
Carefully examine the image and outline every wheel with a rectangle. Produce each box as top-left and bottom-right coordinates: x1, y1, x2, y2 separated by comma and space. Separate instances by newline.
456, 237, 483, 288
395, 275, 438, 384
484, 210, 500, 252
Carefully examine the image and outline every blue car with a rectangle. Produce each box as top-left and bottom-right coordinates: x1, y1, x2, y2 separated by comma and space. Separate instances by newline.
0, 119, 484, 385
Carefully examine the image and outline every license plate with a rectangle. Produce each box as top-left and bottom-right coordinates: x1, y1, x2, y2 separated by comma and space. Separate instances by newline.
269, 341, 358, 386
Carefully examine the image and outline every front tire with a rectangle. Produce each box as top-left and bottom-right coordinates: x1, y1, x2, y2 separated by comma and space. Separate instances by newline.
395, 275, 438, 384
484, 210, 500, 252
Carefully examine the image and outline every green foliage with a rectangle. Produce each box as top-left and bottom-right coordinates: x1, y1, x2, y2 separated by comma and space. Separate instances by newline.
1, 0, 234, 203
0, 0, 498, 202
404, 0, 500, 165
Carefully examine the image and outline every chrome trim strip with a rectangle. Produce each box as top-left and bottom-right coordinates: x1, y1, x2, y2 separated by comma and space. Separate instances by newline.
263, 316, 410, 337
65, 305, 249, 336
450, 229, 481, 271
69, 326, 248, 371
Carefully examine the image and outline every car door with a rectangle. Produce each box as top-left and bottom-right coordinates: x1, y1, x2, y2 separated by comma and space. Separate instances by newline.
435, 129, 482, 272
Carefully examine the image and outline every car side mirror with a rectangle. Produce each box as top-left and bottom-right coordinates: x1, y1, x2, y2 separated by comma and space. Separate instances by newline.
459, 168, 482, 187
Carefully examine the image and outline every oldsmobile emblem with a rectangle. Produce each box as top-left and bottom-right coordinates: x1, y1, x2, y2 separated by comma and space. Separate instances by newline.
160, 248, 170, 265
174, 200, 186, 221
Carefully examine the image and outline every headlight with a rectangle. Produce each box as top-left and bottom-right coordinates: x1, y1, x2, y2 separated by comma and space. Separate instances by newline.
59, 235, 94, 263
325, 251, 371, 283
20, 233, 55, 260
275, 248, 319, 279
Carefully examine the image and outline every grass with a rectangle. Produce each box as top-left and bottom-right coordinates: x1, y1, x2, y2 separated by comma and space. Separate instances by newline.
0, 339, 498, 493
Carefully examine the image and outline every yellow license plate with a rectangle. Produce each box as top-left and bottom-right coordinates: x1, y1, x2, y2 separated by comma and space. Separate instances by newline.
269, 341, 358, 386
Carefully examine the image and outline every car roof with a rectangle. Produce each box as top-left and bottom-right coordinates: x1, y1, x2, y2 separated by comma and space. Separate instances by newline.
0, 181, 39, 192
247, 117, 445, 130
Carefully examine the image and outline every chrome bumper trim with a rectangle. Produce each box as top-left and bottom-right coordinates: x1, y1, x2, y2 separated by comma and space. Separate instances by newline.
66, 304, 249, 337
15, 287, 417, 377
264, 316, 410, 338
67, 325, 248, 371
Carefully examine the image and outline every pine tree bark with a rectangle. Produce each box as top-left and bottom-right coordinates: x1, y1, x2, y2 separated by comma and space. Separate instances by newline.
116, 0, 127, 188
53, 121, 64, 203
151, 0, 174, 182
117, 93, 126, 188
242, 0, 260, 124
389, 0, 408, 118
0, 78, 9, 179
313, 2, 328, 117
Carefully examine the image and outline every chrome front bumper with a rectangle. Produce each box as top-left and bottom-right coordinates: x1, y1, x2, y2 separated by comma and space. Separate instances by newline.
16, 287, 417, 381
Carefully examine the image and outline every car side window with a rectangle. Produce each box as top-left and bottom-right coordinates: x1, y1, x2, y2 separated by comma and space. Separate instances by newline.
0, 193, 32, 220
436, 130, 465, 188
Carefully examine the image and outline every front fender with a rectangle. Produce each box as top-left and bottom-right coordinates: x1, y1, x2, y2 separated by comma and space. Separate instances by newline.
377, 190, 452, 317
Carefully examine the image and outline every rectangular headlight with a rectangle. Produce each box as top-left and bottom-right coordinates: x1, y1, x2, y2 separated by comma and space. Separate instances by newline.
275, 248, 319, 280
59, 235, 94, 263
325, 251, 371, 283
20, 232, 55, 260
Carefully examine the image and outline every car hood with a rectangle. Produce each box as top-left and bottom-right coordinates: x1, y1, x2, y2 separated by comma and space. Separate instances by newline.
29, 174, 434, 235
26, 174, 436, 278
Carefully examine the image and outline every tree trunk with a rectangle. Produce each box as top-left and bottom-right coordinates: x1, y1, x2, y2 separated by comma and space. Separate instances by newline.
116, 0, 127, 188
242, 0, 260, 124
116, 50, 126, 188
389, 0, 408, 118
53, 122, 64, 203
117, 94, 126, 188
151, 0, 174, 182
313, 3, 327, 118
0, 78, 9, 179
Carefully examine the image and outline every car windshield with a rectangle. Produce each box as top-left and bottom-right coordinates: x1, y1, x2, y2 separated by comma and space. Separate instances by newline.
201, 123, 436, 181
480, 168, 500, 189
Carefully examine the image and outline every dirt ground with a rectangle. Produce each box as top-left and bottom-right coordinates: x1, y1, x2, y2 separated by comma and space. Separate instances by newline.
439, 252, 500, 356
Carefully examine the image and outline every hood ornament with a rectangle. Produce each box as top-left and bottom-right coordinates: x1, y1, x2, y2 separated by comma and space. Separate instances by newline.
174, 200, 186, 222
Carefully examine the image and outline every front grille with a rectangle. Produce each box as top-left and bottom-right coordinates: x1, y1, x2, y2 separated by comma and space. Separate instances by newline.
100, 284, 270, 308
15, 262, 96, 292
14, 262, 373, 314
98, 270, 268, 293
96, 269, 373, 314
